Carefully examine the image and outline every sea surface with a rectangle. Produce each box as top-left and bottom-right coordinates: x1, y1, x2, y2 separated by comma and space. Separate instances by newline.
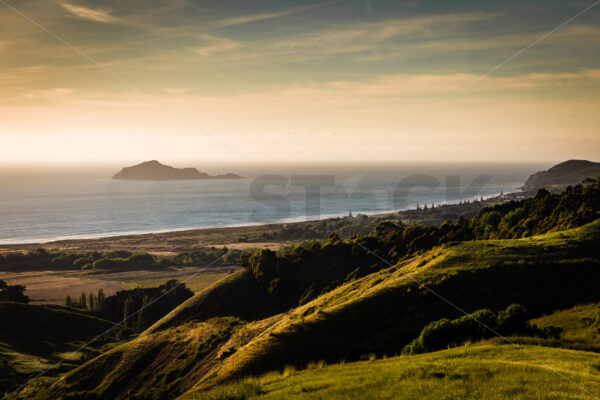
0, 162, 551, 244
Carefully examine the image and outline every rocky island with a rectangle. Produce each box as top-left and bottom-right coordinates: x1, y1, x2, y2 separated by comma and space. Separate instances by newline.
112, 160, 242, 181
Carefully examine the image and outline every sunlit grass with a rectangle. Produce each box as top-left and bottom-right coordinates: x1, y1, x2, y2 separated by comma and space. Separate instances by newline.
532, 303, 600, 349
195, 344, 600, 399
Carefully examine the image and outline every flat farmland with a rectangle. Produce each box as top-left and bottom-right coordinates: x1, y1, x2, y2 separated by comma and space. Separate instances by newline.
0, 266, 239, 304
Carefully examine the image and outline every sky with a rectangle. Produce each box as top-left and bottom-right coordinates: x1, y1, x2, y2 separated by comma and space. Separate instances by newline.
1, 0, 600, 164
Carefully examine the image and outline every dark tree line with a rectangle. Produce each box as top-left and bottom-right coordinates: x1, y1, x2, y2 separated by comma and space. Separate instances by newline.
0, 247, 243, 272
242, 181, 600, 309
66, 280, 193, 333
65, 289, 105, 311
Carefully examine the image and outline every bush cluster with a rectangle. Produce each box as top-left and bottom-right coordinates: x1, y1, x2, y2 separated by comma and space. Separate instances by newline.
402, 304, 538, 354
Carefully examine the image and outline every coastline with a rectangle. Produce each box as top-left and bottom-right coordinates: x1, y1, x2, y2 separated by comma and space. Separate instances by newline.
0, 190, 526, 254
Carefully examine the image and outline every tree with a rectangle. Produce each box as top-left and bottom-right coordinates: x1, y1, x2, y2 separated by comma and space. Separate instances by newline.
136, 295, 150, 331
65, 295, 73, 307
97, 288, 105, 309
479, 211, 502, 237
88, 292, 95, 310
79, 292, 87, 309
0, 280, 30, 303
123, 297, 135, 328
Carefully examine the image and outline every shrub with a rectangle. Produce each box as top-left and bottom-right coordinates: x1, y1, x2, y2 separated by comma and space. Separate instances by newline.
402, 304, 538, 355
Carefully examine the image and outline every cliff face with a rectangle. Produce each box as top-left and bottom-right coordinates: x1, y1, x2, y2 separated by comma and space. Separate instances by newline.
522, 160, 600, 192
112, 161, 241, 181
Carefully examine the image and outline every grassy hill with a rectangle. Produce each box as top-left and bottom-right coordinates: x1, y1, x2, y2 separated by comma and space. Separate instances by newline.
529, 302, 600, 352
193, 344, 600, 399
0, 303, 116, 396
522, 160, 600, 192
20, 218, 600, 400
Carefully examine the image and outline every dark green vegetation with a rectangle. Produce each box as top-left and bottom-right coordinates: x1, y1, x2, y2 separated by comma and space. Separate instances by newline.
11, 179, 600, 400
402, 304, 547, 355
65, 281, 193, 333
0, 247, 243, 272
93, 280, 193, 333
0, 280, 29, 303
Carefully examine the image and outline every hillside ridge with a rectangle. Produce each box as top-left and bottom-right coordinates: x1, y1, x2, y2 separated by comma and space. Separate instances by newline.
522, 159, 600, 191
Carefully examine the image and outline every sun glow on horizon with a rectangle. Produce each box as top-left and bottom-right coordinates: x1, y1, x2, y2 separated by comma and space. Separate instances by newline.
1, 0, 599, 163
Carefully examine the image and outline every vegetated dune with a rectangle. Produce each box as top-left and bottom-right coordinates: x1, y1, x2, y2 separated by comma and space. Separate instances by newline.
22, 219, 600, 400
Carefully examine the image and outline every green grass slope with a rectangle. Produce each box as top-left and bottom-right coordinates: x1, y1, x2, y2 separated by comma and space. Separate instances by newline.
0, 302, 115, 396
146, 269, 280, 334
194, 344, 600, 400
184, 220, 600, 393
529, 302, 600, 352
15, 270, 282, 400
23, 220, 600, 400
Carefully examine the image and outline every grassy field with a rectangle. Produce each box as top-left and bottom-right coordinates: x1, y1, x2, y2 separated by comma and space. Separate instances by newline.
194, 344, 600, 400
0, 266, 239, 304
0, 270, 127, 304
121, 271, 234, 293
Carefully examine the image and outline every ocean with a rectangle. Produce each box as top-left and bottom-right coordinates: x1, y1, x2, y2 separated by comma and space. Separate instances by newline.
0, 162, 550, 245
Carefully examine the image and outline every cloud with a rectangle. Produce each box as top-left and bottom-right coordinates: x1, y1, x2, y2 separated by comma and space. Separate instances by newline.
61, 3, 118, 23
217, 11, 296, 27
268, 12, 498, 56
23, 87, 75, 99
194, 35, 240, 56
215, 2, 331, 28
581, 68, 600, 81
164, 87, 188, 95
241, 70, 593, 103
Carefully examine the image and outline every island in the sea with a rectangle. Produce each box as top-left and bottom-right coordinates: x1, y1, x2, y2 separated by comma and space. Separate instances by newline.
112, 160, 242, 181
